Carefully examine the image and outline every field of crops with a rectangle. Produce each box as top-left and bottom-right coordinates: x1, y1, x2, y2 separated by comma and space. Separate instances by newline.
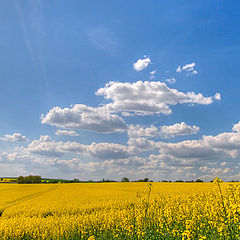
0, 179, 239, 239
0, 178, 17, 183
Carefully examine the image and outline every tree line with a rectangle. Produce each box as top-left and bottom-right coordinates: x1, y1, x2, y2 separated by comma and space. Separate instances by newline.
121, 177, 205, 182
17, 175, 42, 184
15, 175, 239, 184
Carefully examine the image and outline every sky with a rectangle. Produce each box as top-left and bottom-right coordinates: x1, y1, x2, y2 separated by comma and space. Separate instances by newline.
0, 0, 240, 181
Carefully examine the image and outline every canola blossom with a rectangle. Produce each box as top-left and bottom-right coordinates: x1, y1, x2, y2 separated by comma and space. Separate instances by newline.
0, 180, 240, 239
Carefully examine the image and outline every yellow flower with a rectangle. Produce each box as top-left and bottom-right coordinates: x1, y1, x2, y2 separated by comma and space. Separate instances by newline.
88, 236, 95, 240
213, 177, 223, 184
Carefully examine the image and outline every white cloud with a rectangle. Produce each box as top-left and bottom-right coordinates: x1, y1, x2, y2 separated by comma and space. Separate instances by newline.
221, 162, 227, 166
150, 70, 156, 75
127, 137, 155, 151
214, 92, 221, 100
233, 121, 240, 132
128, 124, 159, 138
27, 135, 86, 158
176, 66, 181, 73
199, 166, 232, 175
176, 62, 198, 75
2, 121, 240, 181
27, 136, 67, 158
55, 129, 79, 136
182, 62, 196, 71
56, 158, 100, 172
26, 135, 134, 161
39, 135, 51, 142
127, 126, 240, 163
155, 139, 231, 160
165, 78, 176, 84
87, 142, 134, 160
41, 104, 127, 133
0, 133, 29, 142
56, 156, 145, 179
150, 70, 156, 79
161, 122, 199, 138
128, 122, 199, 138
165, 132, 240, 160
42, 81, 219, 134
0, 164, 28, 176
133, 57, 151, 71
191, 70, 198, 75
96, 81, 217, 116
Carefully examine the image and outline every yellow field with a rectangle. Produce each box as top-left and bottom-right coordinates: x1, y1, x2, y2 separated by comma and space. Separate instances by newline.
0, 179, 239, 239
0, 178, 17, 183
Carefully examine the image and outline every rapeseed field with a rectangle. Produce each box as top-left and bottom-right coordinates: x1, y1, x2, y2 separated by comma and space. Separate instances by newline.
0, 178, 239, 239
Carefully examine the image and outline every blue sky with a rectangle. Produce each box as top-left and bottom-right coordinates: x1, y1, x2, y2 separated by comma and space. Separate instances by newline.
0, 0, 240, 181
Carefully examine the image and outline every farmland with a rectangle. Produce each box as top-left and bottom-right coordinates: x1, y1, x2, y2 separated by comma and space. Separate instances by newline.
0, 178, 17, 183
0, 179, 239, 239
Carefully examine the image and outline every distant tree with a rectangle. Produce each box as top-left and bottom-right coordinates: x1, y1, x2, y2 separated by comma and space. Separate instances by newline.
17, 175, 42, 184
121, 177, 129, 182
24, 175, 32, 183
136, 178, 150, 182
17, 176, 25, 184
195, 179, 204, 182
100, 178, 116, 182
48, 179, 59, 183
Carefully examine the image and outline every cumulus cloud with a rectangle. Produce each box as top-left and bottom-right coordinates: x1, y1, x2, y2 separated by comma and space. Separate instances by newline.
0, 133, 29, 142
128, 124, 159, 138
233, 121, 240, 132
3, 121, 240, 180
27, 137, 66, 158
41, 104, 127, 133
126, 125, 240, 164
55, 129, 79, 136
87, 142, 134, 160
161, 122, 199, 138
214, 92, 221, 100
27, 135, 86, 158
27, 135, 134, 161
176, 62, 198, 75
0, 144, 58, 167
199, 166, 232, 175
128, 122, 199, 138
165, 78, 176, 84
133, 57, 151, 71
56, 158, 100, 172
56, 156, 145, 178
127, 137, 155, 151
173, 133, 238, 159
42, 81, 219, 134
96, 81, 217, 116
156, 140, 226, 160
221, 161, 227, 166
